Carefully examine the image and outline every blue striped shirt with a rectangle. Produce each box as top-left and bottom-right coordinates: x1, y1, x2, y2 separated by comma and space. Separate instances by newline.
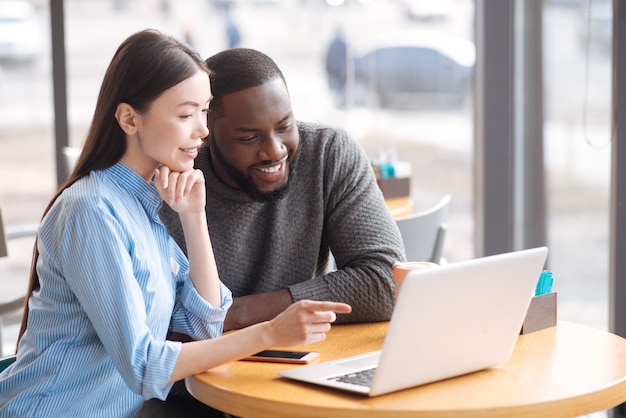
0, 162, 232, 417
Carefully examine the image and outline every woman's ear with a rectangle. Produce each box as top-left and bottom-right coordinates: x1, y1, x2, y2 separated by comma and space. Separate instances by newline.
115, 103, 138, 135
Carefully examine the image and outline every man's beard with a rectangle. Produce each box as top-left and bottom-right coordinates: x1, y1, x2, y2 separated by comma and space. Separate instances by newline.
209, 136, 297, 203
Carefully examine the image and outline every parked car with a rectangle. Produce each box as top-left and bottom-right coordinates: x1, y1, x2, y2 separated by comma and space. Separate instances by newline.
0, 0, 44, 64
352, 30, 475, 108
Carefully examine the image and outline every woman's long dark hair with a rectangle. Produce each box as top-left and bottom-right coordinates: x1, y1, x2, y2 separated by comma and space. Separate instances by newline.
17, 29, 210, 346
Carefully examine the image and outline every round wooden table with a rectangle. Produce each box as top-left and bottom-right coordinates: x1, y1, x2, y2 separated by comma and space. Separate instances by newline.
186, 321, 626, 418
385, 196, 414, 218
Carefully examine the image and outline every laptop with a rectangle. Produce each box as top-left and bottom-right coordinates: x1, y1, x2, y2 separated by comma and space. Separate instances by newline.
279, 246, 549, 397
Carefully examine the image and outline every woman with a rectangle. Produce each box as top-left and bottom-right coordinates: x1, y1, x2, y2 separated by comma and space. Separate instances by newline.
0, 29, 350, 417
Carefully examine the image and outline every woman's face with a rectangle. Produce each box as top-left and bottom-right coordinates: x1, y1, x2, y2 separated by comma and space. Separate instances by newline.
122, 70, 211, 180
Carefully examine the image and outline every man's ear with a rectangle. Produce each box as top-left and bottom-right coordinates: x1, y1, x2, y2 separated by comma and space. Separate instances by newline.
115, 103, 138, 135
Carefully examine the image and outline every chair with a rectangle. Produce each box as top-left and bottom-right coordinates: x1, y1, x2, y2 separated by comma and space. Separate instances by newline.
0, 353, 16, 372
63, 146, 80, 174
0, 208, 38, 356
394, 194, 450, 264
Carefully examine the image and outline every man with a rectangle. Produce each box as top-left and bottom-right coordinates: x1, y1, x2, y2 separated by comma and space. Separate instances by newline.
325, 27, 348, 108
160, 47, 405, 332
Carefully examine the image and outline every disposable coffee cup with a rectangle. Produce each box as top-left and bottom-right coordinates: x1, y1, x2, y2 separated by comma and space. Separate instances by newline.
392, 261, 439, 299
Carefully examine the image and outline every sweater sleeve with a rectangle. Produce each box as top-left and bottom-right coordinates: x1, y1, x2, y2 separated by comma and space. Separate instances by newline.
288, 128, 406, 323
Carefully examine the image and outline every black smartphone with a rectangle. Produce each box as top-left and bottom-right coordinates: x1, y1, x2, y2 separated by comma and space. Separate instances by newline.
242, 349, 320, 364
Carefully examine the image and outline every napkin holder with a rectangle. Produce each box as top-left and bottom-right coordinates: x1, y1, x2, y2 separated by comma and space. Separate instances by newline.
376, 177, 410, 199
520, 292, 557, 334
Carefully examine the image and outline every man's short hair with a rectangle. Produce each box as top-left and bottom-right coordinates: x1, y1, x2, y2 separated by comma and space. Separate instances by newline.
206, 48, 287, 120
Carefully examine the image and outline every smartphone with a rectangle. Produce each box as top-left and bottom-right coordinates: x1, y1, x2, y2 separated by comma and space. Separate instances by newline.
242, 349, 320, 364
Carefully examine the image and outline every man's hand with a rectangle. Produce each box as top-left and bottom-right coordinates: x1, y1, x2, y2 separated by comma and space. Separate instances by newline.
224, 289, 296, 331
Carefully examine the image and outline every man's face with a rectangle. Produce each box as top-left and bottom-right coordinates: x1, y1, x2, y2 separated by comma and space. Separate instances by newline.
208, 79, 299, 201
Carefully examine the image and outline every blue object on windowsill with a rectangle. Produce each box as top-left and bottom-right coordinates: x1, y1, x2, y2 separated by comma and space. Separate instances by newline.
535, 270, 554, 296
378, 162, 395, 179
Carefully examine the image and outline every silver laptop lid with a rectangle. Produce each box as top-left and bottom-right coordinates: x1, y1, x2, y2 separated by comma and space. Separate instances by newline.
370, 246, 548, 396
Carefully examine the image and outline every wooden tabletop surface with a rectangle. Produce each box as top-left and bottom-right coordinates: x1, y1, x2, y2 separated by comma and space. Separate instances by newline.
385, 196, 414, 218
186, 321, 626, 418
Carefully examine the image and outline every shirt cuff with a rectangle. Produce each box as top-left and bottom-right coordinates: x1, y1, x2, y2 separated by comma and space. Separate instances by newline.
143, 340, 180, 400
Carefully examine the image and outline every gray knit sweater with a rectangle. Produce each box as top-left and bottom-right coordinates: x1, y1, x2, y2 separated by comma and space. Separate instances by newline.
159, 121, 406, 323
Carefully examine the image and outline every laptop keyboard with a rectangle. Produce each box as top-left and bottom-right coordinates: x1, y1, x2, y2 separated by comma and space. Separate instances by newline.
327, 367, 377, 388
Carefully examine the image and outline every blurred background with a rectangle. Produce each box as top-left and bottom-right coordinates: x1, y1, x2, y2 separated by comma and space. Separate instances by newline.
0, 0, 613, 365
